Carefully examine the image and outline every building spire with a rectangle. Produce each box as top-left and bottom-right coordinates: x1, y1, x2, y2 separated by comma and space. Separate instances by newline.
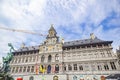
49, 24, 56, 32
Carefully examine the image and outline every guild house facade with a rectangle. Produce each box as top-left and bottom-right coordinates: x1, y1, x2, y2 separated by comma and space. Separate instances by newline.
10, 25, 120, 80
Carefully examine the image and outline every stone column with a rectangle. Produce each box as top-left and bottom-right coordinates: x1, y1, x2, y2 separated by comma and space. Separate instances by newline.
66, 64, 68, 72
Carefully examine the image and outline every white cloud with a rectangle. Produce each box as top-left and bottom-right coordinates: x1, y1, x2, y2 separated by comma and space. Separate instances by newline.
0, 0, 120, 62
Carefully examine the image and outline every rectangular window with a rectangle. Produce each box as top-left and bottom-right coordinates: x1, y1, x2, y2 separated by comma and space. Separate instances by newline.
23, 66, 26, 72
22, 57, 25, 63
31, 66, 34, 72
12, 67, 15, 73
18, 58, 21, 63
98, 44, 102, 48
15, 58, 17, 63
91, 64, 96, 71
97, 65, 102, 70
25, 57, 28, 62
16, 67, 19, 73
74, 64, 77, 70
104, 64, 109, 70
19, 67, 22, 73
79, 65, 83, 71
110, 62, 116, 70
33, 56, 36, 62
27, 66, 30, 72
85, 64, 89, 71
64, 66, 66, 71
107, 51, 112, 57
68, 65, 72, 71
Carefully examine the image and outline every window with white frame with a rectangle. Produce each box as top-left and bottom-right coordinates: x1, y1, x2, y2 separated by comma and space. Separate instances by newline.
55, 54, 59, 61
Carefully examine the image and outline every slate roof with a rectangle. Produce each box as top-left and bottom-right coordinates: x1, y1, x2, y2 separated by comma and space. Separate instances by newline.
15, 45, 40, 53
63, 37, 112, 47
14, 37, 113, 52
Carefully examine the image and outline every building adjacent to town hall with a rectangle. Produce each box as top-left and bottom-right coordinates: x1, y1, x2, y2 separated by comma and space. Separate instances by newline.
10, 25, 120, 80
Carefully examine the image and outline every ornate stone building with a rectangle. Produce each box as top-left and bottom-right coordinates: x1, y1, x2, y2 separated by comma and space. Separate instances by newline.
10, 26, 120, 80
116, 46, 120, 67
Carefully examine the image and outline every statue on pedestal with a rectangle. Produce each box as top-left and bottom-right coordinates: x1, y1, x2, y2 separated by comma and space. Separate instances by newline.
0, 43, 15, 80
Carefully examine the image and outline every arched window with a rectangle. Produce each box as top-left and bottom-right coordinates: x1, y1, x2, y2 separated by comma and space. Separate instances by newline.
41, 55, 45, 62
48, 55, 52, 62
55, 54, 59, 61
68, 64, 72, 71
55, 64, 59, 73
47, 65, 51, 73
29, 76, 34, 80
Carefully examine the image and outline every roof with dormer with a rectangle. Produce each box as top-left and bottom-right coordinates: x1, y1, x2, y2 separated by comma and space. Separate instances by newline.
49, 25, 56, 33
63, 37, 112, 47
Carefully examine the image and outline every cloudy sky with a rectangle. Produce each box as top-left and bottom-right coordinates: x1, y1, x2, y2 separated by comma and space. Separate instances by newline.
0, 0, 120, 63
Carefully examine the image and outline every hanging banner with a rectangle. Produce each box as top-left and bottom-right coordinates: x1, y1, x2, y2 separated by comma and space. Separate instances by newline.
47, 65, 51, 73
52, 64, 55, 73
39, 65, 46, 73
35, 64, 39, 75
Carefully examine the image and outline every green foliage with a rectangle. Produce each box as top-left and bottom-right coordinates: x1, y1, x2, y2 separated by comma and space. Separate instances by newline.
0, 72, 14, 80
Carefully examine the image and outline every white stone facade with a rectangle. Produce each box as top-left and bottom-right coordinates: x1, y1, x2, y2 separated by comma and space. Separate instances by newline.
10, 26, 120, 80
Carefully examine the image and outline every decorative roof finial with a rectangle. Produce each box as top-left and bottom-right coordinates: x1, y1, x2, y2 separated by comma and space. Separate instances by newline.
21, 42, 25, 48
90, 33, 95, 40
51, 24, 54, 27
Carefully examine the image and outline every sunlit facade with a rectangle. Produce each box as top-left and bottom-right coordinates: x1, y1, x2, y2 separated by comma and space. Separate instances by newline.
10, 26, 120, 80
